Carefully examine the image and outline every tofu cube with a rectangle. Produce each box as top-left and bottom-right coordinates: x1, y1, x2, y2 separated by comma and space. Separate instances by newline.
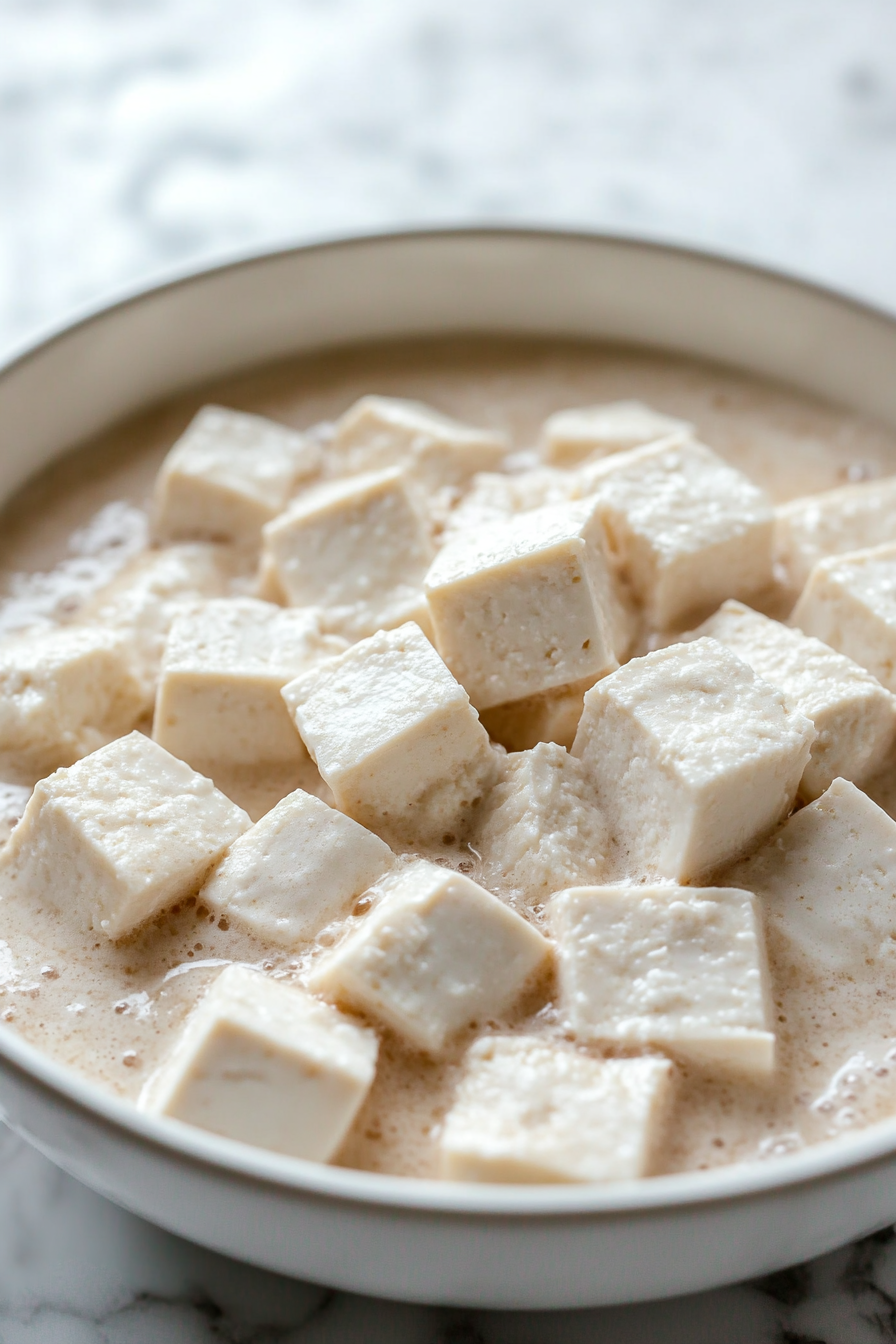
723, 776, 896, 977
548, 885, 774, 1076
332, 396, 508, 493
142, 965, 377, 1161
776, 476, 896, 591
0, 732, 250, 939
541, 400, 692, 466
441, 467, 579, 542
791, 544, 896, 694
0, 625, 144, 782
578, 439, 774, 630
480, 677, 592, 753
572, 639, 816, 880
308, 859, 551, 1054
440, 1037, 673, 1183
281, 623, 496, 845
153, 599, 345, 772
261, 467, 435, 640
425, 500, 622, 711
79, 543, 235, 712
153, 406, 320, 548
475, 742, 610, 905
200, 789, 394, 947
693, 600, 896, 800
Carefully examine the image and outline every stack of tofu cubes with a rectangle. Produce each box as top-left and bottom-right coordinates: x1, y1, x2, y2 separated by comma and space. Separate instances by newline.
5, 391, 896, 1185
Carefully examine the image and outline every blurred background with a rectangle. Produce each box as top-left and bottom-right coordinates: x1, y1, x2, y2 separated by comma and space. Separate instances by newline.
3, 0, 896, 362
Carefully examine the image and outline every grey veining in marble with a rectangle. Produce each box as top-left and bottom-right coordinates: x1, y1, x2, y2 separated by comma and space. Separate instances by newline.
4, 1, 896, 1339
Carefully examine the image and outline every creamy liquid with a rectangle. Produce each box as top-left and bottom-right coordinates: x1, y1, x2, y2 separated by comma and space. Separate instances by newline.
3, 334, 896, 1180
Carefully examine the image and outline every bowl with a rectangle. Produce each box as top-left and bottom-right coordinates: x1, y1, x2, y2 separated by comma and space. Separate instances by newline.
2, 229, 896, 1310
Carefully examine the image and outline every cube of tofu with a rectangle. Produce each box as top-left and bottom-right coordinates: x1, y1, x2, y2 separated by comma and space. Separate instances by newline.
261, 468, 435, 639
480, 677, 592, 753
332, 396, 508, 494
308, 859, 550, 1054
0, 732, 250, 939
548, 885, 774, 1076
142, 965, 377, 1161
0, 625, 144, 782
441, 467, 579, 542
572, 639, 816, 881
475, 743, 610, 904
541, 400, 692, 466
425, 500, 622, 712
200, 788, 394, 947
153, 406, 320, 548
281, 623, 496, 845
693, 600, 896, 800
776, 476, 896, 591
153, 599, 345, 773
78, 543, 234, 713
723, 776, 896, 977
441, 1036, 673, 1183
791, 544, 896, 694
578, 439, 774, 631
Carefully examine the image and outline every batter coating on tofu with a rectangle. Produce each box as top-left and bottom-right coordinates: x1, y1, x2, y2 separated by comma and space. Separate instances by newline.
4, 335, 896, 1183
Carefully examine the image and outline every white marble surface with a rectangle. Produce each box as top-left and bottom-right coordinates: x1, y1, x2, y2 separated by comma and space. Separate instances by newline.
4, 1, 896, 1338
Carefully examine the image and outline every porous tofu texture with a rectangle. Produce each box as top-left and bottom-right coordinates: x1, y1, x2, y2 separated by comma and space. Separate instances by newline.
261, 467, 434, 639
0, 732, 250, 939
142, 965, 377, 1161
78, 543, 235, 712
549, 885, 774, 1076
578, 439, 774, 630
153, 406, 320, 547
475, 743, 610, 905
153, 599, 345, 772
723, 777, 896, 977
281, 622, 496, 846
776, 476, 896, 591
694, 600, 896, 801
0, 625, 144, 782
440, 1037, 673, 1183
425, 500, 622, 711
0, 782, 30, 848
332, 395, 508, 492
540, 400, 692, 466
791, 543, 896, 694
308, 859, 551, 1054
572, 638, 816, 881
200, 789, 394, 947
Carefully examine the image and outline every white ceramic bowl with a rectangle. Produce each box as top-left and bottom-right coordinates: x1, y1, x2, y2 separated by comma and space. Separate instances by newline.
3, 229, 896, 1310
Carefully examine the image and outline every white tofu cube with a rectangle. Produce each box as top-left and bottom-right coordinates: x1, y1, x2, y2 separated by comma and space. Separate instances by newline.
153, 599, 345, 772
440, 1036, 673, 1183
693, 600, 896, 800
153, 406, 320, 548
79, 543, 234, 712
261, 468, 435, 640
480, 677, 592, 753
475, 743, 610, 905
441, 467, 579, 542
142, 965, 377, 1161
548, 885, 774, 1076
0, 732, 250, 939
200, 788, 394, 947
541, 400, 692, 466
791, 544, 896, 694
723, 776, 896, 977
776, 476, 896, 591
308, 859, 551, 1054
578, 439, 774, 630
332, 396, 508, 493
281, 623, 496, 845
572, 639, 815, 880
0, 625, 144, 782
425, 500, 622, 711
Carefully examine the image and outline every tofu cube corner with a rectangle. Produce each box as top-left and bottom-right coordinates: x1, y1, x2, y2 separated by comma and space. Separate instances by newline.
791, 543, 896, 695
540, 399, 692, 466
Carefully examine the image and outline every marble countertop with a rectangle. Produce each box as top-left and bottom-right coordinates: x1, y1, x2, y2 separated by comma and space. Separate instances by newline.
4, 1, 896, 1338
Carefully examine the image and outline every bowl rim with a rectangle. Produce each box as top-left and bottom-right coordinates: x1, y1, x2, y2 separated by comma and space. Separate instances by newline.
3, 223, 896, 1219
